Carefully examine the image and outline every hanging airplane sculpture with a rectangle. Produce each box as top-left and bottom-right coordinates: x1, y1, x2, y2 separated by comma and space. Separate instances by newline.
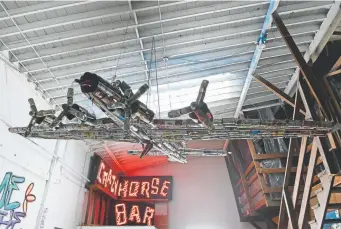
8, 72, 341, 163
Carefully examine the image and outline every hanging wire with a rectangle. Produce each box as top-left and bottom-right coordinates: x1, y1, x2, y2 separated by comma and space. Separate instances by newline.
153, 38, 161, 118
112, 22, 131, 82
146, 37, 155, 106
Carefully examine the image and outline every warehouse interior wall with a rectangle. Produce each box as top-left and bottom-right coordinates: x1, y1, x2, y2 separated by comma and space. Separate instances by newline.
129, 157, 254, 229
0, 58, 91, 229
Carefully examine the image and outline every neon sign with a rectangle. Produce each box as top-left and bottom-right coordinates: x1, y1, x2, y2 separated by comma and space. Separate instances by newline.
112, 202, 155, 226
118, 176, 173, 201
88, 156, 173, 201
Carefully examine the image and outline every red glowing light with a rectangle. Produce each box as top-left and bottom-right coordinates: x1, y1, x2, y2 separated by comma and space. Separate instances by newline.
141, 182, 150, 198
129, 181, 140, 197
115, 203, 127, 226
143, 206, 155, 226
151, 178, 160, 195
129, 205, 141, 223
160, 181, 170, 197
118, 180, 129, 198
110, 175, 118, 194
96, 161, 105, 183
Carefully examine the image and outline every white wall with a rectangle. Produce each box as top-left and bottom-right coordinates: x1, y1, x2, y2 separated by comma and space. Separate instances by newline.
130, 157, 254, 229
0, 57, 91, 229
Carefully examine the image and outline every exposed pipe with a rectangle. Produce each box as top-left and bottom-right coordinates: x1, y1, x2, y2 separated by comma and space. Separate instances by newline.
34, 139, 61, 229
234, 0, 280, 118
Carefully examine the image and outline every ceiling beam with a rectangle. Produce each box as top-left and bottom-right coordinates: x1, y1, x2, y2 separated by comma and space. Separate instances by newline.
36, 50, 297, 88
0, 5, 131, 38
0, 1, 93, 22
14, 19, 318, 64
234, 0, 280, 118
1, 4, 326, 52
22, 27, 313, 75
32, 29, 313, 84
103, 144, 125, 173
42, 57, 297, 100
272, 10, 330, 118
284, 1, 341, 96
128, 0, 150, 84
1, 2, 268, 40
253, 73, 305, 115
242, 101, 282, 112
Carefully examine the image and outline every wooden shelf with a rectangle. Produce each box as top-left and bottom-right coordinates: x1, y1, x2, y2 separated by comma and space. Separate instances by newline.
256, 167, 307, 174
253, 153, 297, 160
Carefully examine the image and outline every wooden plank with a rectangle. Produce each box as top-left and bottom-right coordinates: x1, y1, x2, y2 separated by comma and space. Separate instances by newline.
284, 188, 299, 229
248, 173, 258, 185
330, 57, 341, 72
254, 197, 267, 210
232, 150, 254, 213
328, 133, 337, 150
278, 139, 299, 229
253, 74, 305, 115
326, 69, 341, 77
244, 162, 255, 177
236, 162, 256, 186
253, 153, 296, 160
248, 140, 269, 196
272, 11, 328, 118
298, 138, 318, 229
273, 216, 279, 225
292, 136, 308, 208
263, 186, 299, 194
256, 167, 303, 174
316, 156, 322, 165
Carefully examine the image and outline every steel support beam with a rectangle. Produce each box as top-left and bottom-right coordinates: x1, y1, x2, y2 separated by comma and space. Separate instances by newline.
15, 22, 317, 65
234, 0, 279, 118
0, 1, 92, 22
284, 1, 341, 95
23, 30, 313, 76
2, 5, 324, 53
128, 0, 150, 83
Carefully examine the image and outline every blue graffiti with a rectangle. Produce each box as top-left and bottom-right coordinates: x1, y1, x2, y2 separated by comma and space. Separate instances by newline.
0, 172, 26, 229
0, 173, 25, 211
0, 210, 26, 229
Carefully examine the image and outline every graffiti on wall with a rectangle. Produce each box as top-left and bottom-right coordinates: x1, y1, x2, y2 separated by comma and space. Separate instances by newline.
0, 172, 36, 229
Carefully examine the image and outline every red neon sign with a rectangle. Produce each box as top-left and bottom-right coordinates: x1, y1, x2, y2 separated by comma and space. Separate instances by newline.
94, 160, 173, 200
114, 202, 155, 226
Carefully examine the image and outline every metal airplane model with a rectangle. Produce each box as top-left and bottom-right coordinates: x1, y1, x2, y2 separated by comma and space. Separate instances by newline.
9, 72, 341, 163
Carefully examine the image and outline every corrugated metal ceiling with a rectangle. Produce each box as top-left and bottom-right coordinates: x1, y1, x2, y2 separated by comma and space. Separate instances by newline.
0, 1, 337, 156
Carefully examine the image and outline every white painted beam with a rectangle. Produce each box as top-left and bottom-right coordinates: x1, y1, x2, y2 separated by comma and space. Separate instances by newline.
0, 6, 131, 38
284, 1, 341, 96
39, 53, 298, 94
2, 5, 326, 52
36, 49, 294, 85
14, 16, 321, 64
34, 60, 145, 83
7, 1, 267, 39
36, 38, 310, 87
234, 0, 280, 118
0, 1, 93, 21
20, 24, 318, 75
48, 58, 294, 102
128, 0, 150, 82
